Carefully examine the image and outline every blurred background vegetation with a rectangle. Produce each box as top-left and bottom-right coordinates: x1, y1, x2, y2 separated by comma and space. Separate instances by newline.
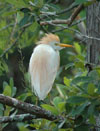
0, 0, 100, 131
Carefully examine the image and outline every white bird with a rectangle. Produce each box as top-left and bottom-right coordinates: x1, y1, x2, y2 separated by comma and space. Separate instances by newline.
29, 33, 73, 100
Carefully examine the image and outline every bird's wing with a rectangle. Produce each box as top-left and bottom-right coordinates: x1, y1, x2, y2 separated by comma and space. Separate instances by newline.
29, 44, 59, 100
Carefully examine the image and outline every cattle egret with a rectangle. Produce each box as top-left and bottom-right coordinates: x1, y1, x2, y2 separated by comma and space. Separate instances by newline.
29, 33, 73, 100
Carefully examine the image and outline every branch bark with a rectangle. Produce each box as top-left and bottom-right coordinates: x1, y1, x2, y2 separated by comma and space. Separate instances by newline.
86, 2, 100, 65
0, 114, 36, 123
0, 94, 63, 122
68, 4, 84, 26
40, 19, 70, 26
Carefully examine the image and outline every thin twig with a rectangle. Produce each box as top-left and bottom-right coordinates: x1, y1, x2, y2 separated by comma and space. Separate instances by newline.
37, 17, 49, 33
57, 2, 78, 15
0, 22, 32, 58
54, 26, 100, 41
0, 24, 14, 32
10, 16, 17, 40
0, 28, 25, 58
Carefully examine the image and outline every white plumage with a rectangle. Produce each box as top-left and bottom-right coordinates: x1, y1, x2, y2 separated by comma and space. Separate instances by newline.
29, 44, 59, 100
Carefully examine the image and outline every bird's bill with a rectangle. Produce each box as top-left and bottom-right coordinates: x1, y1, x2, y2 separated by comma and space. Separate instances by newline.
58, 43, 74, 48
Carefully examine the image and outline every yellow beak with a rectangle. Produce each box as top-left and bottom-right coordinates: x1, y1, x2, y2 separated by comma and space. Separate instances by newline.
57, 43, 74, 48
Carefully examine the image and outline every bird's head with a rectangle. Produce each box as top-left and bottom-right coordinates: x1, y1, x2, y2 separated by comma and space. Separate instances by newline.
37, 33, 73, 50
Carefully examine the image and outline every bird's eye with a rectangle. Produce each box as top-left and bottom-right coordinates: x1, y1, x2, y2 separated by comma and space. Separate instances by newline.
55, 43, 59, 46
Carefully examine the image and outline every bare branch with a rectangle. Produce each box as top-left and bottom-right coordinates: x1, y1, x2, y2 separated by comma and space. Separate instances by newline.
68, 4, 84, 26
40, 19, 70, 26
0, 114, 36, 123
0, 94, 64, 121
0, 28, 25, 58
0, 22, 32, 58
57, 2, 78, 15
0, 24, 14, 32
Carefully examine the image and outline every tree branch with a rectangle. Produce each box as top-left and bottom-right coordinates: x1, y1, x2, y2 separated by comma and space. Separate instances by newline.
40, 4, 84, 26
40, 19, 70, 26
0, 114, 36, 123
68, 4, 84, 26
0, 94, 64, 121
52, 17, 86, 33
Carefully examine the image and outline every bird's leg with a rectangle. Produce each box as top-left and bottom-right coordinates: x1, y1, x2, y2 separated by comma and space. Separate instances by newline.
40, 100, 47, 104
48, 93, 52, 105
36, 98, 47, 105
36, 97, 39, 105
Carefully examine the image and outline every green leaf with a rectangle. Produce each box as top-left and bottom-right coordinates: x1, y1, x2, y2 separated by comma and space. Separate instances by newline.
3, 10, 18, 16
3, 85, 11, 96
17, 93, 27, 101
9, 77, 17, 97
12, 87, 17, 97
20, 8, 31, 13
19, 14, 34, 27
88, 104, 95, 116
18, 124, 29, 131
36, 0, 44, 8
75, 54, 85, 61
19, 15, 30, 27
5, 0, 28, 8
95, 66, 100, 76
74, 124, 89, 131
75, 61, 84, 69
65, 103, 72, 113
0, 48, 3, 55
53, 97, 62, 108
89, 115, 96, 124
3, 81, 8, 89
41, 104, 59, 115
70, 102, 89, 116
3, 81, 11, 96
58, 102, 66, 112
56, 84, 68, 97
89, 70, 99, 80
0, 104, 4, 116
64, 77, 71, 87
84, 1, 95, 7
87, 83, 96, 95
9, 77, 14, 87
74, 42, 81, 54
75, 0, 86, 4
67, 96, 87, 104
4, 106, 11, 116
17, 12, 23, 23
65, 63, 74, 70
71, 76, 93, 85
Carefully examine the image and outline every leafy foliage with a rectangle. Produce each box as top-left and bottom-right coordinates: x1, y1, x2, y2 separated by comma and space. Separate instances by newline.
0, 0, 99, 130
